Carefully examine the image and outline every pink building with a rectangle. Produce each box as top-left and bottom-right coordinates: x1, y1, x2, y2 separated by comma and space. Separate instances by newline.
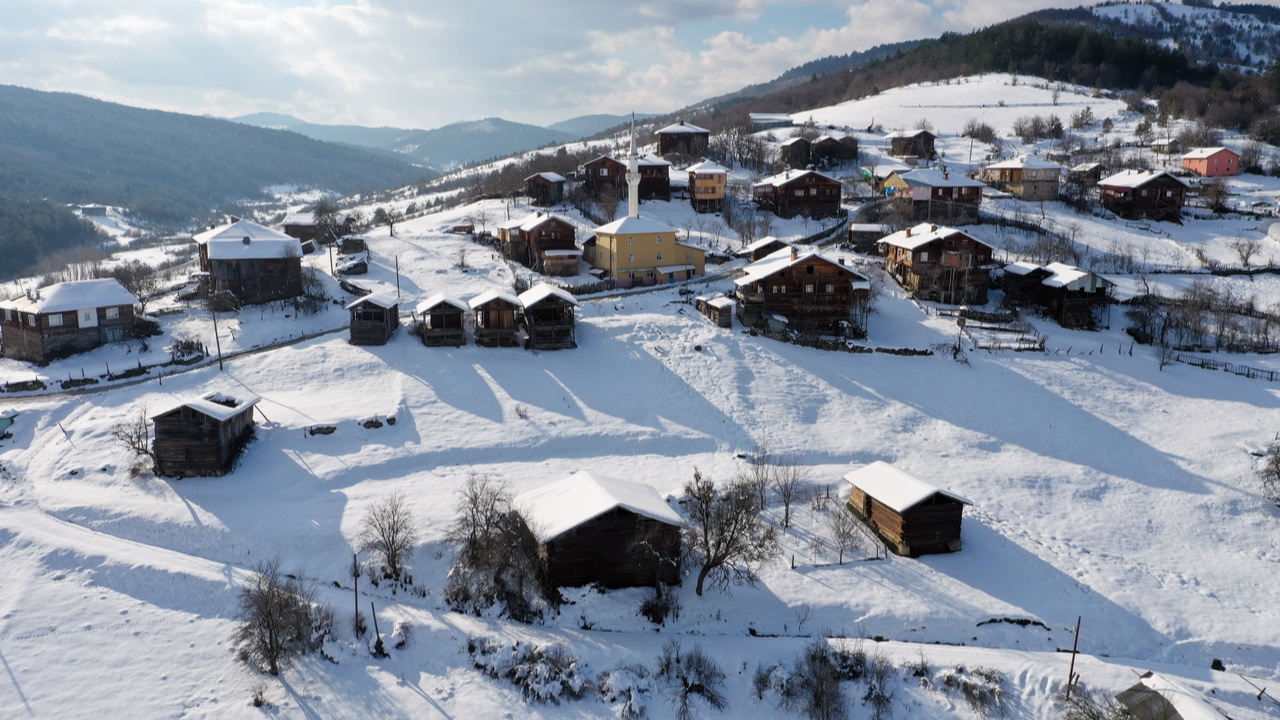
1182, 147, 1240, 177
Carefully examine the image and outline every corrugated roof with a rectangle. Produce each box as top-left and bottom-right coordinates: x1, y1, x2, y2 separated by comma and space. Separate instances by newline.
1098, 169, 1189, 189
516, 470, 683, 542
753, 169, 838, 188
985, 155, 1064, 171
0, 279, 137, 314
843, 461, 971, 513
889, 168, 986, 188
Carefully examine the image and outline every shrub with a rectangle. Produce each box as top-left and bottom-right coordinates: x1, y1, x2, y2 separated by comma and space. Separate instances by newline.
656, 641, 726, 720
469, 637, 588, 704
778, 641, 849, 720
940, 665, 1008, 717
233, 558, 334, 675
599, 664, 653, 719
863, 651, 895, 720
358, 492, 418, 582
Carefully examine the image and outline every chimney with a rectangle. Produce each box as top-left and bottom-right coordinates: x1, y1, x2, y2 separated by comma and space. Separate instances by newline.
791, 247, 799, 261
930, 224, 937, 232
242, 236, 251, 245
905, 227, 912, 237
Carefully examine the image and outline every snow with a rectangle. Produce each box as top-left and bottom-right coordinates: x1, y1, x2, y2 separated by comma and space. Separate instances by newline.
159, 391, 261, 422
194, 219, 303, 260
518, 283, 578, 308
752, 168, 837, 188
516, 470, 683, 542
889, 168, 986, 188
656, 121, 709, 135
1182, 147, 1235, 160
843, 461, 971, 513
879, 223, 982, 252
1099, 169, 1190, 190
415, 292, 468, 314
985, 155, 1064, 171
0, 278, 138, 314
346, 290, 401, 310
594, 214, 678, 236
468, 287, 520, 308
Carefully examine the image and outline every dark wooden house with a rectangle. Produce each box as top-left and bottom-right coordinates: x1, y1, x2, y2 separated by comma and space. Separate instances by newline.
1002, 262, 1114, 328
415, 293, 468, 347
1098, 170, 1188, 221
519, 284, 578, 350
810, 135, 856, 168
0, 279, 138, 363
581, 155, 627, 199
883, 169, 985, 225
752, 170, 843, 219
734, 247, 870, 335
981, 156, 1063, 201
469, 289, 521, 347
525, 172, 567, 206
636, 156, 672, 200
656, 121, 710, 158
886, 129, 936, 159
516, 471, 683, 589
780, 136, 811, 169
695, 294, 734, 328
498, 214, 580, 275
843, 461, 971, 557
878, 223, 994, 305
193, 219, 304, 304
346, 290, 400, 345
1069, 162, 1106, 187
737, 236, 793, 262
152, 392, 259, 477
281, 210, 354, 244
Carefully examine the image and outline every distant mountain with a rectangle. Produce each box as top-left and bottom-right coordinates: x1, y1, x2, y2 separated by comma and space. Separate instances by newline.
546, 113, 658, 138
0, 85, 429, 224
230, 114, 577, 169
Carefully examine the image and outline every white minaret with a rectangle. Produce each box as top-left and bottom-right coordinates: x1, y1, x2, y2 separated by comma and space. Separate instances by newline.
627, 113, 640, 218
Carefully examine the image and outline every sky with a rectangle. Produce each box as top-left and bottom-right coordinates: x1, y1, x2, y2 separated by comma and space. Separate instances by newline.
0, 0, 1083, 130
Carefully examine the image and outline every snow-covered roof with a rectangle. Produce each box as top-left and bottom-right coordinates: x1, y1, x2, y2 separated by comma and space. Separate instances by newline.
655, 264, 696, 274
1003, 261, 1041, 276
519, 283, 578, 308
468, 289, 520, 309
738, 235, 791, 255
159, 392, 260, 423
1098, 169, 1190, 189
656, 121, 709, 135
687, 160, 728, 174
843, 461, 971, 513
525, 172, 567, 183
281, 210, 350, 226
1042, 263, 1113, 290
595, 215, 677, 236
889, 169, 986, 188
0, 279, 137, 314
542, 249, 582, 257
752, 169, 838, 188
878, 223, 981, 251
1181, 146, 1236, 160
985, 155, 1064, 171
699, 295, 734, 309
345, 290, 400, 311
497, 217, 525, 231
780, 137, 810, 147
518, 214, 571, 232
1118, 671, 1228, 720
885, 129, 935, 139
1071, 162, 1104, 172
194, 219, 303, 261
735, 246, 864, 287
516, 470, 683, 542
416, 293, 468, 314
637, 155, 672, 167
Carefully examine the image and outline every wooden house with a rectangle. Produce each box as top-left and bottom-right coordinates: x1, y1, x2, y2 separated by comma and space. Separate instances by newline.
415, 294, 468, 347
883, 169, 985, 224
1069, 162, 1106, 186
1150, 137, 1180, 156
516, 470, 683, 589
738, 236, 793, 263
656, 121, 710, 158
981, 156, 1063, 201
281, 210, 354, 244
695, 294, 734, 328
843, 461, 971, 557
152, 392, 259, 477
1182, 147, 1240, 177
525, 172, 567, 206
469, 289, 521, 347
346, 290, 400, 345
1115, 671, 1228, 720
810, 135, 856, 168
498, 214, 580, 275
636, 156, 672, 200
1002, 262, 1113, 329
581, 155, 627, 199
847, 223, 891, 253
1098, 170, 1188, 221
886, 129, 936, 159
878, 223, 994, 305
780, 136, 811, 169
519, 284, 578, 350
734, 246, 871, 335
590, 214, 705, 288
0, 279, 138, 363
193, 219, 304, 304
687, 159, 728, 213
752, 169, 843, 219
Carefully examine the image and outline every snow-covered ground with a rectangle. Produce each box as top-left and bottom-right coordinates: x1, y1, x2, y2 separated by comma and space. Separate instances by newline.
3, 190, 1280, 719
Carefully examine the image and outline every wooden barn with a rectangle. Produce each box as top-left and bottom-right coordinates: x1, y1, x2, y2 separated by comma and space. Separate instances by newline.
734, 247, 871, 335
1002, 262, 1113, 329
581, 155, 627, 199
886, 129, 936, 159
516, 470, 683, 589
752, 169, 843, 219
810, 135, 856, 168
636, 156, 672, 200
346, 290, 400, 345
883, 168, 985, 225
878, 223, 995, 305
519, 284, 578, 350
193, 219, 304, 304
0, 279, 137, 363
695, 294, 734, 328
152, 392, 259, 478
737, 236, 793, 262
780, 136, 811, 169
415, 293, 468, 347
469, 289, 521, 347
281, 210, 355, 244
655, 120, 710, 158
525, 172, 567, 206
498, 214, 580, 275
843, 461, 970, 557
1098, 170, 1188, 221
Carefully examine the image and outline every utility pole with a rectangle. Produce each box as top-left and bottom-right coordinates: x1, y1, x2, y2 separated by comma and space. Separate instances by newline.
210, 300, 225, 371
1065, 616, 1082, 699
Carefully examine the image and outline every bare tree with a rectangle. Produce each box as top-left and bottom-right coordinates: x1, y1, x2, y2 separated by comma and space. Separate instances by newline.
110, 260, 160, 315
683, 469, 778, 596
467, 206, 492, 236
826, 509, 864, 564
372, 206, 402, 237
771, 453, 809, 530
1260, 440, 1280, 506
657, 641, 726, 720
112, 405, 158, 475
311, 199, 343, 245
1228, 237, 1262, 267
358, 492, 419, 582
233, 558, 333, 676
1200, 177, 1229, 214
597, 185, 621, 221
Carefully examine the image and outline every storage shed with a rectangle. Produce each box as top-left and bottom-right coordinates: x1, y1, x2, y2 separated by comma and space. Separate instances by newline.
469, 289, 521, 347
843, 461, 970, 557
416, 293, 468, 347
346, 290, 400, 345
516, 471, 683, 589
152, 392, 259, 477
519, 284, 578, 350
696, 294, 734, 328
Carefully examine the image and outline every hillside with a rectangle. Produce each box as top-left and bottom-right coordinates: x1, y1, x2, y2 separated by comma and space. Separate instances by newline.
546, 113, 659, 138
0, 85, 429, 224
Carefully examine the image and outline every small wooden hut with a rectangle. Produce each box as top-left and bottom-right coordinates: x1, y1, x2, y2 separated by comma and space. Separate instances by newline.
519, 283, 578, 350
416, 293, 468, 347
843, 461, 970, 557
516, 471, 683, 589
469, 289, 521, 347
525, 172, 567, 206
152, 392, 259, 477
346, 290, 400, 345
696, 294, 734, 328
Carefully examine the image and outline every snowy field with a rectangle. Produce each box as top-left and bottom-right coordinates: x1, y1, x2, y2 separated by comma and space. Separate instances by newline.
3, 192, 1280, 719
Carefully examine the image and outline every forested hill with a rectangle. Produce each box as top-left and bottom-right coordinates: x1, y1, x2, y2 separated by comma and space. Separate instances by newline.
0, 85, 430, 223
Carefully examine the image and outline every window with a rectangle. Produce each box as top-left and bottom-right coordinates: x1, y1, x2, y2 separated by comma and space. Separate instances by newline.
48, 314, 64, 327
105, 307, 120, 320
686, 253, 693, 261
28, 314, 36, 327
2, 309, 11, 321
825, 284, 835, 293
795, 190, 804, 197
919, 252, 929, 262
806, 265, 814, 275
656, 253, 663, 261
628, 237, 634, 245
600, 168, 609, 176
628, 254, 635, 262
656, 236, 662, 243
805, 284, 814, 293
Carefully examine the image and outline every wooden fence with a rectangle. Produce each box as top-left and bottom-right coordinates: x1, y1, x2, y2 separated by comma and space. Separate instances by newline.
1174, 352, 1279, 382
